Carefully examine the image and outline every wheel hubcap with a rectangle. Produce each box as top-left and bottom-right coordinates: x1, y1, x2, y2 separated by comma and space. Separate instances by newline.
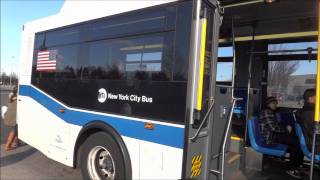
87, 146, 115, 180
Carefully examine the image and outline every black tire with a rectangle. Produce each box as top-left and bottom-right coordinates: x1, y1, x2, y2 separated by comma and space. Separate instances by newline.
79, 131, 126, 180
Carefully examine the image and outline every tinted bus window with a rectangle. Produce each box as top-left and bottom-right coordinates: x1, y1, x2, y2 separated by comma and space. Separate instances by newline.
32, 32, 186, 123
46, 25, 86, 47
31, 2, 192, 124
83, 32, 172, 81
89, 16, 165, 40
34, 33, 45, 50
32, 44, 80, 79
88, 6, 176, 41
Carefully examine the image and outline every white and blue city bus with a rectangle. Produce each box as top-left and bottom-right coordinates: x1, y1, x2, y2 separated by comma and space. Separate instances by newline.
17, 0, 320, 179
17, 0, 224, 179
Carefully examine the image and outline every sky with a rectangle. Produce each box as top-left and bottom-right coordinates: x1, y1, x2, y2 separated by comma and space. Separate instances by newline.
1, 0, 64, 75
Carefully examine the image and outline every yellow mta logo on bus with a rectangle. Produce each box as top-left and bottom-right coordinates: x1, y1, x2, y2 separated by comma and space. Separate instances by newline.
190, 155, 202, 178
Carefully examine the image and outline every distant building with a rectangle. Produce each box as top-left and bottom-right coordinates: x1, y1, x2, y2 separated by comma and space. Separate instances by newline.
268, 74, 316, 108
287, 74, 316, 100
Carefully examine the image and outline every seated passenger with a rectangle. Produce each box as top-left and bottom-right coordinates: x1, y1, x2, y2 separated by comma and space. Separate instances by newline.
259, 97, 304, 179
296, 89, 320, 154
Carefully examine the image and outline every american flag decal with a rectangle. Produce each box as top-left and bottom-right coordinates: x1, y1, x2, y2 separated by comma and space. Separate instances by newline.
36, 50, 57, 71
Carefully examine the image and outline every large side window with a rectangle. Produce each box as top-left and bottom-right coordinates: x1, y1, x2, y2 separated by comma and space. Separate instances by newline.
45, 26, 85, 47
88, 9, 170, 40
55, 45, 79, 78
267, 41, 317, 108
32, 44, 80, 78
42, 6, 176, 47
267, 60, 317, 108
31, 2, 192, 124
83, 33, 173, 81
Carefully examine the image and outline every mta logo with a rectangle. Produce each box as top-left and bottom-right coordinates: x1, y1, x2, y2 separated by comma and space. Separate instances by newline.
98, 88, 107, 103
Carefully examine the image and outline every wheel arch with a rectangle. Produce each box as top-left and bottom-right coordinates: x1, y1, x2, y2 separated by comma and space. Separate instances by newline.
73, 120, 132, 179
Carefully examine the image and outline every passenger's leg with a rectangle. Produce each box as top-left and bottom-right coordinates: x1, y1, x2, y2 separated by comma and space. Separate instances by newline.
290, 132, 304, 168
273, 132, 304, 170
5, 131, 16, 151
13, 125, 20, 146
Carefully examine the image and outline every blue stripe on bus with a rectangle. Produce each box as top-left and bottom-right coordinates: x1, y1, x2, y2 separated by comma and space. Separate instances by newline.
19, 85, 184, 149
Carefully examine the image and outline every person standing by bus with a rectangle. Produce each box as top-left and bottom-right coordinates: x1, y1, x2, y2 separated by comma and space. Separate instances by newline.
4, 85, 19, 151
259, 96, 304, 179
296, 89, 320, 154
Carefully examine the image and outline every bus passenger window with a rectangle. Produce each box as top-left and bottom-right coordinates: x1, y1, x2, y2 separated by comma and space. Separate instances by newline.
31, 30, 187, 123
216, 62, 233, 82
86, 34, 169, 81
216, 46, 233, 83
267, 41, 317, 109
267, 60, 317, 108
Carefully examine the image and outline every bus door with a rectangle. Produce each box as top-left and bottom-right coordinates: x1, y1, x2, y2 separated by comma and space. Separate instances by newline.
182, 0, 238, 179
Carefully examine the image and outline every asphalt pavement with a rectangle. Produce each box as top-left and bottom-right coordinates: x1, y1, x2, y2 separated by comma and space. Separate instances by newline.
1, 87, 82, 179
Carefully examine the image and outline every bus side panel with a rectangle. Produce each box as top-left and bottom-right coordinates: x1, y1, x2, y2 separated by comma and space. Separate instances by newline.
121, 137, 140, 179
18, 91, 141, 176
18, 31, 83, 168
140, 140, 183, 179
18, 94, 183, 179
18, 96, 47, 155
19, 32, 34, 80
18, 95, 79, 167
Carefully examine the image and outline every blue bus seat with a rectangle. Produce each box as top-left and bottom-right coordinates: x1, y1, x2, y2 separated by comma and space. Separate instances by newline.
294, 123, 320, 163
248, 118, 288, 157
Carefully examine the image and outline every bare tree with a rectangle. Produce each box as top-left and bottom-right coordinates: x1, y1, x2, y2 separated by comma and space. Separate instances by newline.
267, 43, 299, 89
0, 72, 18, 85
268, 61, 298, 88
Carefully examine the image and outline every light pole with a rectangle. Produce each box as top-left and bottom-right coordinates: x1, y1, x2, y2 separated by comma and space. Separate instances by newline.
9, 56, 15, 86
9, 74, 12, 86
0, 68, 3, 85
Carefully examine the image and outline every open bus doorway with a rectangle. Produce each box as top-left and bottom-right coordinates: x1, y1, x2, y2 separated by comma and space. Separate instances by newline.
216, 0, 319, 179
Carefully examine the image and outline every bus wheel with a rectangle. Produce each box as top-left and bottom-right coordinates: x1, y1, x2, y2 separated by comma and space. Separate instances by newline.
79, 132, 125, 180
